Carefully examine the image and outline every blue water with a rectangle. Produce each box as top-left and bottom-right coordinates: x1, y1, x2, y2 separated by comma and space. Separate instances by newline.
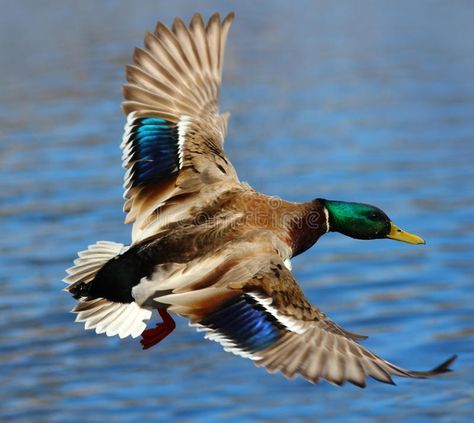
1, 1, 473, 421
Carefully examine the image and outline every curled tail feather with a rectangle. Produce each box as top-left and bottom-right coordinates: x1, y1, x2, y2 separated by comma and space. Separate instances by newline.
63, 241, 152, 338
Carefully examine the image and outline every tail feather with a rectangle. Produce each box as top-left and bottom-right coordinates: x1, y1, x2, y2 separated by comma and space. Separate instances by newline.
65, 241, 127, 295
64, 241, 152, 339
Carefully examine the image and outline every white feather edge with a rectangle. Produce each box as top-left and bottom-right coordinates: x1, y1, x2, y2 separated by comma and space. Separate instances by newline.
189, 321, 261, 360
177, 115, 192, 168
121, 113, 190, 199
247, 292, 308, 335
188, 291, 310, 361
75, 300, 152, 339
63, 240, 152, 339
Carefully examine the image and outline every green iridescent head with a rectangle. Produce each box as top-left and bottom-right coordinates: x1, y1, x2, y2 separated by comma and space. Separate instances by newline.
319, 199, 425, 244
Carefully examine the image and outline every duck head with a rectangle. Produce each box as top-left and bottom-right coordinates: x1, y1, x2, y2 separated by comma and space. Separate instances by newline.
319, 199, 425, 244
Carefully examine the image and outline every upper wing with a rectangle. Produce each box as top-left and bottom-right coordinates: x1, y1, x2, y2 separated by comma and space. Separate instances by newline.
161, 250, 455, 387
121, 13, 240, 242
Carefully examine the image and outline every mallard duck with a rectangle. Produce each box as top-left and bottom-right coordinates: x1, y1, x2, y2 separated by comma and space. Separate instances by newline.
64, 12, 456, 387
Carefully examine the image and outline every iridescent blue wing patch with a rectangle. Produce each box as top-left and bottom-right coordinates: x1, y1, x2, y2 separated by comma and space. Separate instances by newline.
197, 295, 285, 359
123, 117, 180, 190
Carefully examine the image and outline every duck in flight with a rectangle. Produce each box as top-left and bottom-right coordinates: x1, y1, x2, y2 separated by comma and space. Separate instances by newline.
64, 12, 456, 387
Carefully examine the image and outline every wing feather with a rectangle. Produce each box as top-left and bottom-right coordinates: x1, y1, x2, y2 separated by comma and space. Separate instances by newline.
180, 249, 456, 386
120, 13, 239, 242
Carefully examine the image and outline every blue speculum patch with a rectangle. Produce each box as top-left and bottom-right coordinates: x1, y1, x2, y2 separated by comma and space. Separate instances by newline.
201, 295, 284, 353
128, 117, 180, 187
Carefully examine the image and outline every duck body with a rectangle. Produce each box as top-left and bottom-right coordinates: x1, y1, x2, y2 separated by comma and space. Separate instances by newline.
72, 190, 327, 314
64, 12, 455, 387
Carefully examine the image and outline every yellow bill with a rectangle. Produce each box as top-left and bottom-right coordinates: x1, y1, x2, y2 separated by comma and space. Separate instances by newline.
387, 223, 425, 245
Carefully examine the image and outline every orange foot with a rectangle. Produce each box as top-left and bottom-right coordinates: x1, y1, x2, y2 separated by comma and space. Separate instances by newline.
140, 309, 176, 350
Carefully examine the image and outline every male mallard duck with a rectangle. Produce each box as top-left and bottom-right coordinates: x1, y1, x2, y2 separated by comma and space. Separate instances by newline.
64, 12, 455, 387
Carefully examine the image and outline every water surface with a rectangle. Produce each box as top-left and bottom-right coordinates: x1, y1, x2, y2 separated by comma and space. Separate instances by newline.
1, 1, 473, 422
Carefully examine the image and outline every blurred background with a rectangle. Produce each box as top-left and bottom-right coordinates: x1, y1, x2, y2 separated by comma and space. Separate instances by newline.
1, 0, 473, 421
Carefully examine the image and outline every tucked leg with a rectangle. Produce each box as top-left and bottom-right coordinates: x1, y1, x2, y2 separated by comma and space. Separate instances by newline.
140, 309, 176, 350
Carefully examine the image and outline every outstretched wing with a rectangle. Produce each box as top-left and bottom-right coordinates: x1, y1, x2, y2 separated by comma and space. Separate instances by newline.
163, 251, 455, 387
121, 13, 240, 242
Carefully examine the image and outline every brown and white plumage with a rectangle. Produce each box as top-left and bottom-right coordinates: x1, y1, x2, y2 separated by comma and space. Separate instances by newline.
64, 12, 456, 388
121, 12, 238, 242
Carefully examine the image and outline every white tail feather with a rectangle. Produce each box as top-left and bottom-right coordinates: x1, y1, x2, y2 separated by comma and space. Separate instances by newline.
64, 241, 152, 339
